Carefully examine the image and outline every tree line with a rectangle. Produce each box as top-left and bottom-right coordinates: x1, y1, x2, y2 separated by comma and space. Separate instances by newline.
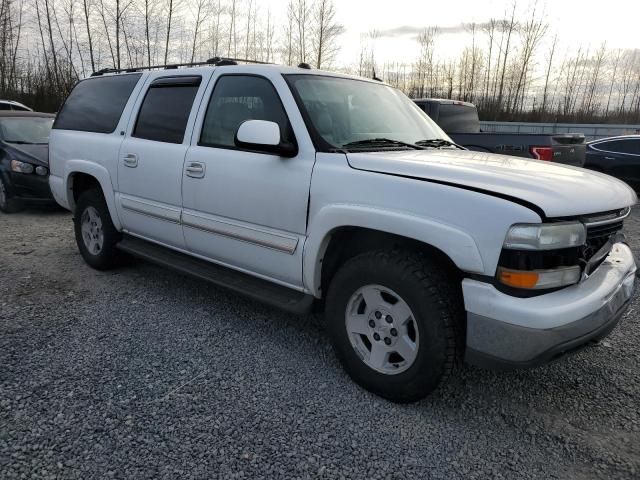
1, 0, 639, 124
0, 0, 344, 111
361, 3, 640, 124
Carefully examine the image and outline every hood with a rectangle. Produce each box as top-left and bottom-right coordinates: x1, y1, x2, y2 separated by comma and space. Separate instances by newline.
347, 149, 637, 218
2, 142, 49, 167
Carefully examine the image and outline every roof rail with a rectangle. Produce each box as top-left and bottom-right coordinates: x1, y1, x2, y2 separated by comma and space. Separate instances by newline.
91, 57, 274, 76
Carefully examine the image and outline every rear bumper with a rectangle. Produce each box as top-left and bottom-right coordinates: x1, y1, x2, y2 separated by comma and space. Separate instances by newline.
463, 242, 636, 369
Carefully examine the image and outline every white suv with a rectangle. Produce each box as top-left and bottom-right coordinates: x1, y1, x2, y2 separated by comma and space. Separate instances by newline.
49, 60, 637, 402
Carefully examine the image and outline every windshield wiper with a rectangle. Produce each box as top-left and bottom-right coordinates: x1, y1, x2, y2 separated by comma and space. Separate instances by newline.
6, 140, 36, 145
415, 138, 464, 149
342, 138, 425, 150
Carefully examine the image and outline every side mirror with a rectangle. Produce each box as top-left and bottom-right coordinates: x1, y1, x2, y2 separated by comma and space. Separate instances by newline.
234, 120, 297, 157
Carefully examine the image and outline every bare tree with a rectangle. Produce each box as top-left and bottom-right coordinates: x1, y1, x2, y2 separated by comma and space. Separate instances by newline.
311, 0, 343, 69
604, 49, 623, 118
540, 33, 558, 116
264, 8, 274, 62
189, 0, 208, 62
164, 0, 179, 64
495, 2, 517, 116
81, 0, 96, 71
482, 19, 497, 108
291, 0, 310, 63
508, 3, 547, 114
414, 27, 437, 98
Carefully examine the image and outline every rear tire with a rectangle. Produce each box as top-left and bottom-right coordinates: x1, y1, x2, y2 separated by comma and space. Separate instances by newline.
326, 250, 463, 403
74, 188, 121, 270
0, 176, 23, 213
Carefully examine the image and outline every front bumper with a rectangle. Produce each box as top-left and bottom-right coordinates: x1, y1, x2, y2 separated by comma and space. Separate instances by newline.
463, 242, 637, 369
9, 171, 54, 202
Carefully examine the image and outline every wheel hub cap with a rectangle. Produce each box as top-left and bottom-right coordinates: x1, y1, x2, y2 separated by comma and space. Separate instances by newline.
345, 285, 420, 375
81, 206, 104, 255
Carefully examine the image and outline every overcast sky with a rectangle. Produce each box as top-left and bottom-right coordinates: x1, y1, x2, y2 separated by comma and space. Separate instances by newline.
262, 0, 640, 67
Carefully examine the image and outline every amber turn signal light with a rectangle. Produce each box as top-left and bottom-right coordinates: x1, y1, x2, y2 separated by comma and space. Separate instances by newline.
497, 268, 540, 289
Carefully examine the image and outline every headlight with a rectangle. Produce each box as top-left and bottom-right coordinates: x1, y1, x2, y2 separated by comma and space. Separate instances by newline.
503, 222, 586, 250
35, 166, 48, 176
10, 159, 34, 174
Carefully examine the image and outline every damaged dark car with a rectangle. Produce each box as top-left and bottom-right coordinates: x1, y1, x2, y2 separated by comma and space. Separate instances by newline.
0, 111, 55, 213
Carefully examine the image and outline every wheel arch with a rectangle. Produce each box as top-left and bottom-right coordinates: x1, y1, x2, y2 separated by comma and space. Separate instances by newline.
303, 204, 485, 297
64, 161, 122, 229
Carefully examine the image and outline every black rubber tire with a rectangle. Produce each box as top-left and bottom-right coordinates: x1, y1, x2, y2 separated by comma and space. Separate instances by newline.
74, 188, 122, 270
0, 176, 23, 213
326, 250, 464, 403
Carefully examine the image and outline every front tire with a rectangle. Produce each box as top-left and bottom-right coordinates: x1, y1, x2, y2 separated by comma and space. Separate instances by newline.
326, 250, 463, 403
0, 176, 23, 213
74, 188, 121, 270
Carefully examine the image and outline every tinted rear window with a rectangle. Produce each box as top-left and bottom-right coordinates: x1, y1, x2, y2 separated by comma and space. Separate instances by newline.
53, 74, 142, 133
133, 83, 199, 144
436, 104, 480, 134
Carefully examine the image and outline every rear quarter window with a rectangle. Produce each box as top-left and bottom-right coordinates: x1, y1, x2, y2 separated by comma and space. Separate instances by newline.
53, 74, 142, 133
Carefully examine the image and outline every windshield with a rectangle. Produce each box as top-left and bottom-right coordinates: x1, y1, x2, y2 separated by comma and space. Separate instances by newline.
285, 75, 451, 150
0, 117, 54, 144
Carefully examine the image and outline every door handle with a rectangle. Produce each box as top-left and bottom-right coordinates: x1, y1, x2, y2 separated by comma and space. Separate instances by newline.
123, 153, 138, 168
604, 157, 615, 160
185, 162, 205, 178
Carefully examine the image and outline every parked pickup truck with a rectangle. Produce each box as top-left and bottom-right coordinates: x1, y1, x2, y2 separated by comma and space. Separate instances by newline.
413, 98, 586, 166
49, 60, 636, 403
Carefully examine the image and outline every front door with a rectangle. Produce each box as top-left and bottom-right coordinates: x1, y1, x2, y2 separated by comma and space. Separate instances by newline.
182, 72, 315, 288
116, 74, 205, 248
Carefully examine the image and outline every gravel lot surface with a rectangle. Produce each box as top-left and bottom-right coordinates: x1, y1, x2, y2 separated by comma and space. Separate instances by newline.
1, 206, 640, 480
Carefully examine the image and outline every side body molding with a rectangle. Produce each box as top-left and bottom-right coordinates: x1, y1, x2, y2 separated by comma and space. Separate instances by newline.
63, 160, 122, 230
303, 203, 485, 296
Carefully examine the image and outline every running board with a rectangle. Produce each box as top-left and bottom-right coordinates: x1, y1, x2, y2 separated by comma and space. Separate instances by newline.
117, 235, 314, 314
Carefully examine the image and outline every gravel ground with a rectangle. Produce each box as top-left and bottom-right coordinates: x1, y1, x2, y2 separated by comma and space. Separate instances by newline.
1, 206, 640, 480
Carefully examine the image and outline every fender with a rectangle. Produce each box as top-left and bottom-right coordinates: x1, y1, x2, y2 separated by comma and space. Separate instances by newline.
63, 160, 122, 230
303, 203, 485, 296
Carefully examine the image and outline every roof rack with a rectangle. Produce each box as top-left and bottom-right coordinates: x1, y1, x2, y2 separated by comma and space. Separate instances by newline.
91, 57, 273, 76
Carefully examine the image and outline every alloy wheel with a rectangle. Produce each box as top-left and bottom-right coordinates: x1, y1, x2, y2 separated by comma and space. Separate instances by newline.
81, 206, 104, 255
345, 284, 420, 375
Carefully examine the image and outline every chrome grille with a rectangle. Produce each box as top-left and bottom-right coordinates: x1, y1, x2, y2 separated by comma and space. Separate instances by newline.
581, 209, 627, 264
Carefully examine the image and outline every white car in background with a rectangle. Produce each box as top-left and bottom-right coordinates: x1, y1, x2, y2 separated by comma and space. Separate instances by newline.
48, 59, 637, 403
0, 100, 33, 112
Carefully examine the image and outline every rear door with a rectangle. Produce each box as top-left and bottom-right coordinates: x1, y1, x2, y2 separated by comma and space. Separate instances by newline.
116, 74, 208, 248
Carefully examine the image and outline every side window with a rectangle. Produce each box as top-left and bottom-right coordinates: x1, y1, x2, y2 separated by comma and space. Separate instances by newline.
200, 75, 294, 149
53, 74, 142, 133
133, 78, 200, 144
608, 140, 639, 155
595, 141, 614, 151
0, 103, 11, 111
